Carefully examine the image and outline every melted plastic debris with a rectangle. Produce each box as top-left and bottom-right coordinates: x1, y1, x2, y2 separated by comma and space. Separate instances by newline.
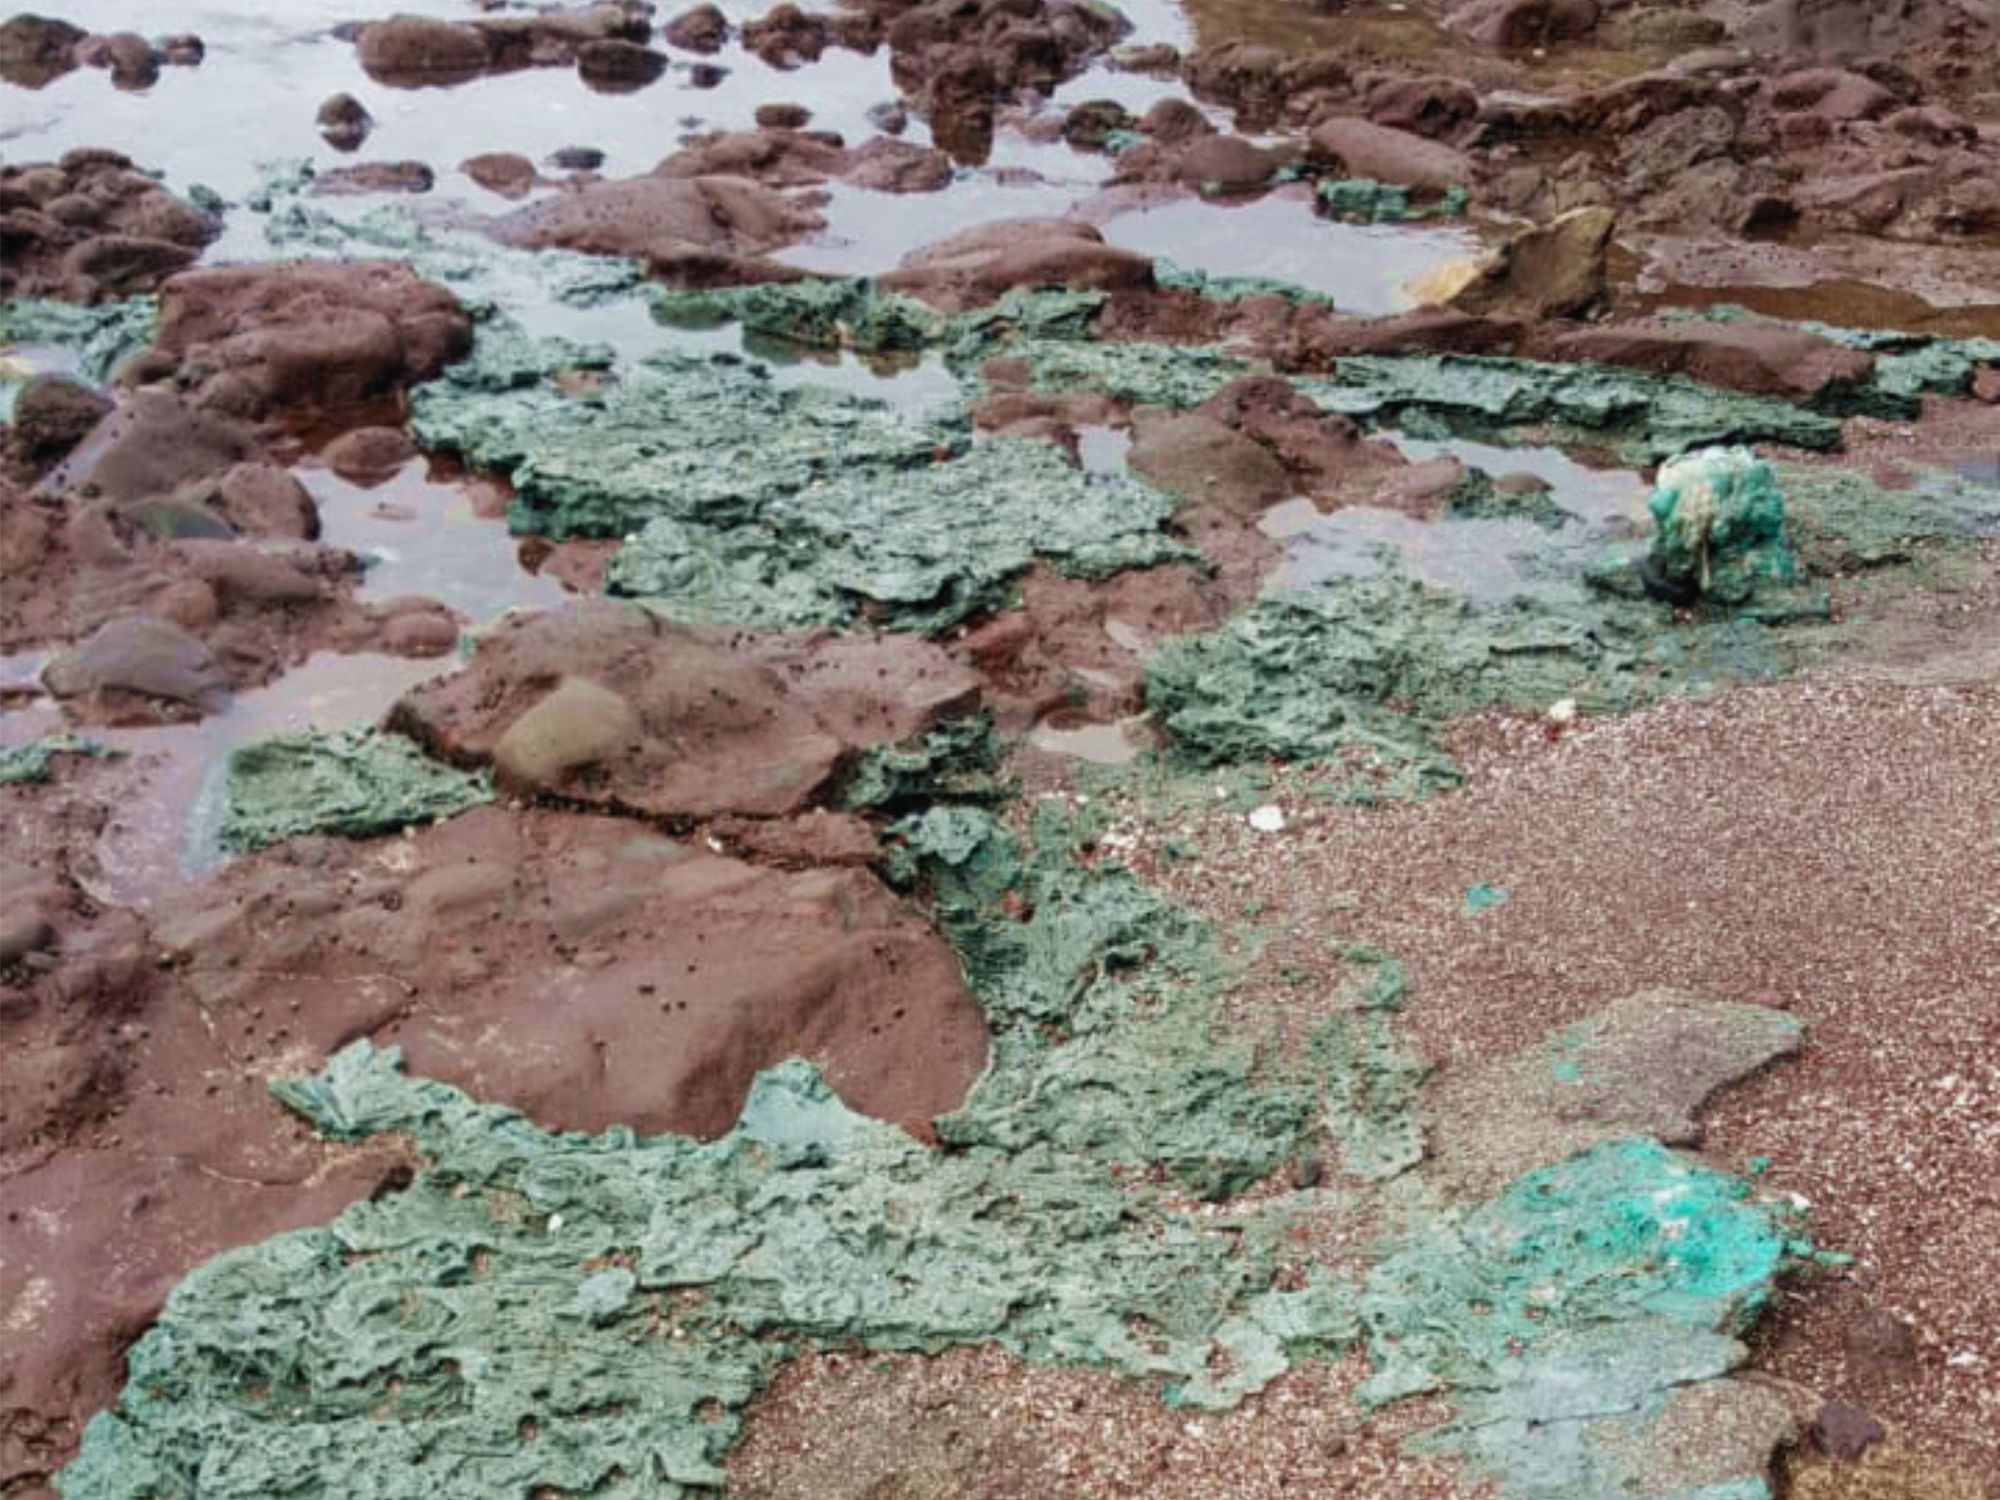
217, 728, 494, 853
1317, 178, 1470, 223
1300, 355, 1844, 461
413, 343, 956, 540
653, 280, 1107, 365
58, 816, 1386, 1498
1681, 305, 2000, 410
57, 808, 1811, 1498
1012, 335, 1254, 407
0, 734, 110, 785
1146, 574, 1697, 783
654, 275, 944, 354
607, 433, 1186, 633
1153, 259, 1339, 308
897, 805, 1321, 1200
1310, 947, 1428, 1181
413, 319, 1186, 632
1364, 1137, 1807, 1500
839, 714, 1008, 811
1646, 448, 1796, 605
0, 296, 158, 385
1778, 461, 2000, 569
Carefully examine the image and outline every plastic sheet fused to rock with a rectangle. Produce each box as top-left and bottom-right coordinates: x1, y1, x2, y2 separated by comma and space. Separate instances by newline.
1363, 1138, 1807, 1499
1303, 354, 1844, 461
608, 434, 1185, 632
218, 728, 493, 852
1146, 575, 1672, 785
0, 297, 158, 385
413, 329, 1185, 632
0, 734, 109, 784
55, 809, 1814, 1499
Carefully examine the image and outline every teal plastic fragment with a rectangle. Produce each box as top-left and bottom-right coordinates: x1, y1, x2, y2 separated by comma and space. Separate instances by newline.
1362, 1137, 1805, 1498
1463, 882, 1509, 915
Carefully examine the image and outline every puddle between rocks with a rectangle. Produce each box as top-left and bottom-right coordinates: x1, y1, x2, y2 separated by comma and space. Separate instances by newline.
303, 458, 573, 618
1098, 192, 1482, 315
1027, 714, 1148, 763
1263, 438, 1651, 606
4, 0, 912, 202
0, 649, 455, 905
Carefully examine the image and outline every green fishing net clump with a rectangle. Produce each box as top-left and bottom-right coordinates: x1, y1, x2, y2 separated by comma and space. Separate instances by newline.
1645, 448, 1796, 605
218, 729, 493, 853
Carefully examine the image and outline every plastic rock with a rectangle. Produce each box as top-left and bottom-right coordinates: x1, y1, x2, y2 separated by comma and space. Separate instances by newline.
1644, 448, 1796, 605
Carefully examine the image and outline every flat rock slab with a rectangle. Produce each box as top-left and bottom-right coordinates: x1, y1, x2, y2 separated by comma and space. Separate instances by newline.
150, 804, 990, 1141
390, 601, 981, 818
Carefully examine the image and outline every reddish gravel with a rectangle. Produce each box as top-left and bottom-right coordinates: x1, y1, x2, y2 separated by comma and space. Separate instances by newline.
729, 1346, 1482, 1500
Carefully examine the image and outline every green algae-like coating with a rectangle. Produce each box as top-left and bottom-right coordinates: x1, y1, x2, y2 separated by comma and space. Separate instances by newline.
0, 296, 158, 384
1144, 570, 1802, 779
56, 811, 1809, 1500
218, 728, 493, 853
1317, 178, 1469, 224
1010, 334, 1253, 408
905, 806, 1327, 1201
1146, 576, 1634, 778
1152, 258, 1339, 309
0, 735, 108, 786
652, 276, 943, 352
838, 714, 1007, 811
412, 345, 957, 542
1300, 353, 1843, 461
608, 435, 1188, 634
59, 817, 1376, 1499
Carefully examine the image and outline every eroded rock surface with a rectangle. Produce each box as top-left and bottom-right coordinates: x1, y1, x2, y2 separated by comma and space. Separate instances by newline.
389, 600, 982, 818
